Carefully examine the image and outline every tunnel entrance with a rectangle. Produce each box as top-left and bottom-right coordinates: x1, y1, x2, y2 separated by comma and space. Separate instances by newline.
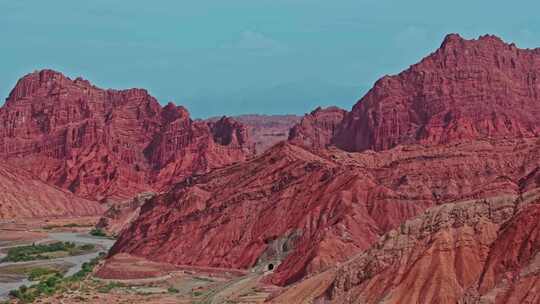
267, 263, 274, 271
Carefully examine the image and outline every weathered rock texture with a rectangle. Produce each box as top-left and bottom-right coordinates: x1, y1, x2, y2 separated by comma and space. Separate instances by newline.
288, 106, 347, 149
110, 137, 540, 287
109, 34, 540, 293
334, 34, 540, 152
0, 70, 254, 200
273, 34, 540, 302
95, 192, 156, 237
275, 194, 540, 304
207, 114, 301, 154
0, 163, 103, 219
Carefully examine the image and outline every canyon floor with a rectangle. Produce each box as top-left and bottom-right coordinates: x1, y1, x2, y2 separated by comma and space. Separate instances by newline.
0, 218, 282, 304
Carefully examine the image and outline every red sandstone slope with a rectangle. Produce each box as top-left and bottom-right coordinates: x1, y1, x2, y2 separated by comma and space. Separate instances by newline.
475, 203, 540, 304
109, 136, 540, 286
288, 106, 347, 150
269, 34, 540, 303
273, 195, 540, 304
0, 163, 103, 219
0, 70, 254, 200
334, 34, 540, 152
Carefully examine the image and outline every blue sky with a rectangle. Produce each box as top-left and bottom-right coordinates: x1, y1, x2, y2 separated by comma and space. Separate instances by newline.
1, 0, 539, 118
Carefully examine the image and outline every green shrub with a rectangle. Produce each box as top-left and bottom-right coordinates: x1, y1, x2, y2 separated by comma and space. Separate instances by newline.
168, 287, 179, 293
9, 285, 36, 303
19, 285, 27, 293
2, 241, 98, 262
43, 223, 84, 230
28, 267, 60, 281
80, 244, 95, 251
8, 289, 20, 298
7, 253, 106, 303
89, 228, 107, 237
71, 255, 102, 280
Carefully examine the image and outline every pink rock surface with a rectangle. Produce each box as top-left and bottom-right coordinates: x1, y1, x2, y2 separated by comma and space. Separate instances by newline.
0, 162, 103, 219
287, 198, 540, 304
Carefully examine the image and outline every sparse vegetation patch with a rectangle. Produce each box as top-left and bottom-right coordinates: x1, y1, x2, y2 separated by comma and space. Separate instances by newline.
8, 253, 105, 303
89, 228, 107, 237
1, 242, 95, 263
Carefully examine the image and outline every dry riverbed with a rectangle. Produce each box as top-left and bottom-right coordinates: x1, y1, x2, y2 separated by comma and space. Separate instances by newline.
0, 218, 113, 301
0, 218, 279, 303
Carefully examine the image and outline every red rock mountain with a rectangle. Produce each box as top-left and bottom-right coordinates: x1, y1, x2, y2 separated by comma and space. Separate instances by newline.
108, 34, 540, 295
0, 163, 103, 219
334, 34, 540, 152
273, 195, 540, 304
288, 106, 347, 149
0, 70, 254, 200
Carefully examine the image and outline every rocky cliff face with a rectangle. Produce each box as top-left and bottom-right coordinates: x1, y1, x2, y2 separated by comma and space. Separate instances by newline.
0, 70, 254, 200
288, 106, 347, 149
0, 163, 103, 219
334, 34, 540, 152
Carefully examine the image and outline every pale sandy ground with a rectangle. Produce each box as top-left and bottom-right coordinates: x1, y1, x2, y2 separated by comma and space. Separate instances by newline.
90, 253, 277, 303
268, 269, 337, 303
0, 216, 100, 231
34, 252, 285, 303
36, 271, 274, 304
0, 230, 47, 248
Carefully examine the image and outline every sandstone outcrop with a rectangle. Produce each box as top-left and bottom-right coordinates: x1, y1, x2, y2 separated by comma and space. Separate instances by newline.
0, 163, 103, 219
273, 194, 540, 304
288, 106, 347, 149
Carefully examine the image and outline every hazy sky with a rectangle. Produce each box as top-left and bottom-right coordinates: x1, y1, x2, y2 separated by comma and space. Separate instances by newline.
1, 0, 539, 118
